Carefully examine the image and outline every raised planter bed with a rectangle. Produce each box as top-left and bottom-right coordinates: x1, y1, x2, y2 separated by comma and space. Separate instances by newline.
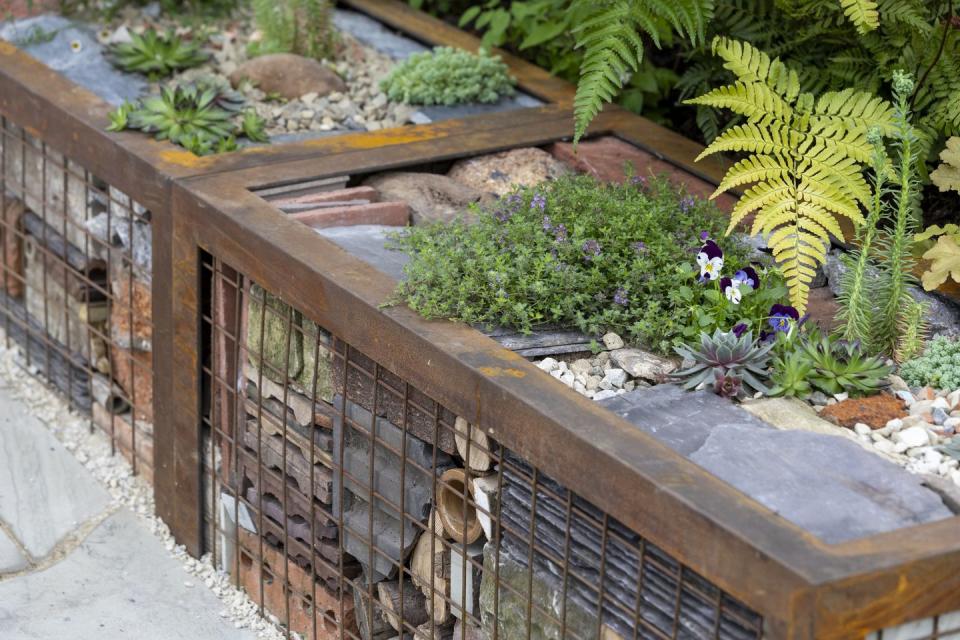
3, 1, 960, 638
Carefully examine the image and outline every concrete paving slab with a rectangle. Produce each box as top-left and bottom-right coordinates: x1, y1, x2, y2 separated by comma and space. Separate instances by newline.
0, 510, 260, 640
0, 384, 111, 558
0, 528, 27, 574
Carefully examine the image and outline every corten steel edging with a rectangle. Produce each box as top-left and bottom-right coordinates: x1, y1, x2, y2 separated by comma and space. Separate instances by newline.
170, 170, 960, 639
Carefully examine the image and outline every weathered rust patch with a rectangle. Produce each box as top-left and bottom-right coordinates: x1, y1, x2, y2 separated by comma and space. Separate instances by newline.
0, 41, 17, 56
478, 366, 526, 379
159, 148, 217, 169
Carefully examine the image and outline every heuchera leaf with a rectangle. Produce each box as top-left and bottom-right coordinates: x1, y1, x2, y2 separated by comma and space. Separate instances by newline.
921, 235, 960, 291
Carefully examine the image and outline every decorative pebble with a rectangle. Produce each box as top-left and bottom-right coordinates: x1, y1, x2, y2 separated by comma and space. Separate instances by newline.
854, 423, 872, 436
602, 332, 625, 350
933, 407, 950, 425
894, 425, 931, 448
895, 390, 915, 406
593, 389, 618, 401
603, 368, 628, 388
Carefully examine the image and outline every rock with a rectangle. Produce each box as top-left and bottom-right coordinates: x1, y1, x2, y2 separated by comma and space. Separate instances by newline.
808, 391, 830, 406
895, 426, 931, 448
536, 358, 558, 372
854, 423, 872, 436
585, 376, 601, 391
559, 371, 575, 387
592, 389, 618, 401
447, 148, 568, 197
895, 390, 916, 406
819, 394, 906, 429
948, 389, 960, 409
934, 407, 950, 425
824, 249, 960, 338
601, 332, 624, 350
602, 368, 628, 388
608, 348, 677, 382
740, 396, 876, 452
362, 172, 489, 225
888, 375, 911, 393
569, 359, 592, 376
229, 54, 346, 100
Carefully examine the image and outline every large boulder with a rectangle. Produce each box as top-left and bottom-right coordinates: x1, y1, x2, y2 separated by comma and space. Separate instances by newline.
447, 147, 567, 197
363, 171, 489, 225
229, 53, 345, 100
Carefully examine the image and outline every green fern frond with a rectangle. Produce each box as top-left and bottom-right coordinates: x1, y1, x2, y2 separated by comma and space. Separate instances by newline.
838, 0, 879, 34
687, 37, 895, 312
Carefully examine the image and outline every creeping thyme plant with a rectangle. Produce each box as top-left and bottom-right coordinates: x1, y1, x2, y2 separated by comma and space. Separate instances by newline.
380, 47, 517, 106
390, 173, 786, 354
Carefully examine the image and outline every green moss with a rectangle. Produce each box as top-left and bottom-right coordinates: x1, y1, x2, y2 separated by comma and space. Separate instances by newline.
380, 46, 516, 106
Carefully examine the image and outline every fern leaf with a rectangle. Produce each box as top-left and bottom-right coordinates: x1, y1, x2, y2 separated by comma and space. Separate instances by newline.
711, 155, 788, 197
687, 81, 793, 122
838, 0, 879, 34
711, 37, 800, 101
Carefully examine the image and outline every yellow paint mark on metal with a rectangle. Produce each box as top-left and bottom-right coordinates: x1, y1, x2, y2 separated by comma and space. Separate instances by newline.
478, 366, 526, 379
0, 41, 16, 56
159, 148, 216, 169
303, 126, 446, 150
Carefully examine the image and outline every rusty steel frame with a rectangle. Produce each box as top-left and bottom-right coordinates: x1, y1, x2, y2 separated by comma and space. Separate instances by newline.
1, 0, 959, 637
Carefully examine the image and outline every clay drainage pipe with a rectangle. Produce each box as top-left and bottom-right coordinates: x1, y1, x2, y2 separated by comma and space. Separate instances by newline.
436, 468, 484, 545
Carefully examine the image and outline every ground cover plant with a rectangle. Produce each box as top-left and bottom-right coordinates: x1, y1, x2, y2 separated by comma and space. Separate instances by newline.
389, 173, 785, 354
379, 46, 517, 106
901, 336, 960, 390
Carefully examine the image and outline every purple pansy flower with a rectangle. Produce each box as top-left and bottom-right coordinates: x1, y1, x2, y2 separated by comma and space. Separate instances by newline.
613, 287, 628, 306
582, 239, 602, 260
699, 230, 710, 241
732, 322, 748, 338
720, 277, 742, 304
733, 267, 759, 290
696, 240, 724, 281
768, 304, 800, 333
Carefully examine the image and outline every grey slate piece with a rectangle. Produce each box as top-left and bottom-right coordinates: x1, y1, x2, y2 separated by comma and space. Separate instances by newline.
413, 93, 543, 125
0, 528, 27, 574
0, 16, 148, 106
599, 385, 953, 544
332, 395, 453, 580
317, 224, 411, 282
600, 384, 773, 456
0, 384, 109, 558
333, 9, 429, 60
0, 510, 261, 640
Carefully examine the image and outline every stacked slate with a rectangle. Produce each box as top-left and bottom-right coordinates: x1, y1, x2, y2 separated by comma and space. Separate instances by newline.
486, 451, 762, 640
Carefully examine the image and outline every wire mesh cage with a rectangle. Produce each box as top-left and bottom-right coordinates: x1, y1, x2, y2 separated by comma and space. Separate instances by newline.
201, 255, 766, 640
0, 116, 154, 481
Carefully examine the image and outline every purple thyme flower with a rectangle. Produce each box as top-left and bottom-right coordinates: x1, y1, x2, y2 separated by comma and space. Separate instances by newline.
542, 215, 553, 232
630, 175, 647, 188
554, 223, 567, 243
613, 288, 628, 306
731, 322, 748, 338
631, 241, 647, 254
531, 193, 547, 212
768, 304, 800, 333
493, 208, 513, 223
582, 239, 602, 260
696, 240, 723, 281
680, 196, 696, 214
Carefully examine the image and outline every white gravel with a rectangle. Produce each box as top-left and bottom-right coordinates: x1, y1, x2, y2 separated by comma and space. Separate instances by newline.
0, 341, 289, 640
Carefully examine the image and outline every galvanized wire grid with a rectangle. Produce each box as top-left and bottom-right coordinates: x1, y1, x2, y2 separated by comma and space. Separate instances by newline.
0, 117, 154, 480
201, 256, 766, 640
869, 614, 960, 640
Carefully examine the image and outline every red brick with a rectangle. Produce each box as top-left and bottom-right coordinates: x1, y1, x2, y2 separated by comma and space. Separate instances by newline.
272, 186, 379, 208
111, 346, 153, 422
238, 528, 356, 640
110, 267, 152, 350
2, 0, 60, 18
548, 137, 737, 212
290, 201, 409, 229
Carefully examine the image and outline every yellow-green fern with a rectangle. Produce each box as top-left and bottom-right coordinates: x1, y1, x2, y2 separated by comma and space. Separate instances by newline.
686, 37, 895, 312
839, 0, 879, 34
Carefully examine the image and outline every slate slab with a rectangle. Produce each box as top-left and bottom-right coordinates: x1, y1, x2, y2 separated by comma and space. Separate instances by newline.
0, 16, 148, 106
599, 385, 953, 544
0, 527, 27, 574
316, 224, 410, 282
0, 510, 260, 640
0, 384, 110, 558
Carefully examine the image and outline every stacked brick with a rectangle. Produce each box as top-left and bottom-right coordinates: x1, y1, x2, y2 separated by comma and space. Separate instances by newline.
0, 122, 154, 479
